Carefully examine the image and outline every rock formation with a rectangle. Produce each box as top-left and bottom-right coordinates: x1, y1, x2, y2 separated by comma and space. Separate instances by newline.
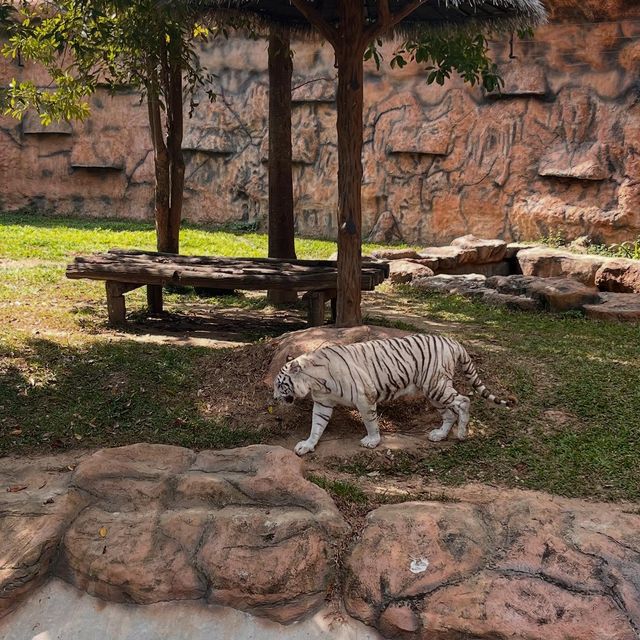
1, 447, 639, 639
1, 5, 639, 245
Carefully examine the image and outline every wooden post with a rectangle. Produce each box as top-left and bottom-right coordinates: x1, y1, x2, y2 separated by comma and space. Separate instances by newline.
306, 290, 327, 326
147, 284, 163, 314
267, 27, 298, 305
334, 0, 366, 327
105, 281, 127, 325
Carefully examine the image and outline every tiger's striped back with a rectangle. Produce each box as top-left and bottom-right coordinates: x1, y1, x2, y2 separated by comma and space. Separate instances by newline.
310, 334, 513, 407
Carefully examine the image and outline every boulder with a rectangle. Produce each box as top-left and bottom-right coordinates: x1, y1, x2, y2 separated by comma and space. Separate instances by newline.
583, 292, 640, 322
410, 274, 487, 297
595, 258, 640, 294
527, 278, 601, 312
506, 242, 539, 259
54, 444, 349, 624
517, 247, 606, 285
388, 260, 435, 284
450, 235, 507, 263
344, 488, 640, 640
265, 325, 413, 386
480, 289, 541, 312
416, 246, 478, 270
370, 248, 421, 260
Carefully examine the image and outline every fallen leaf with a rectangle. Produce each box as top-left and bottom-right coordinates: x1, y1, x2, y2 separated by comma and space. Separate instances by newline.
7, 485, 28, 493
10, 429, 22, 436
74, 433, 83, 441
99, 527, 108, 538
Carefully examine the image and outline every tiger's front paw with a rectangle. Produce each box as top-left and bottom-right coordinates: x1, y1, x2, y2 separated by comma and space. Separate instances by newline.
428, 428, 448, 442
294, 440, 315, 456
360, 435, 381, 449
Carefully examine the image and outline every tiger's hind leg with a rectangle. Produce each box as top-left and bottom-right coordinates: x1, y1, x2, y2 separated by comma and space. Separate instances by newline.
427, 383, 470, 442
357, 403, 381, 449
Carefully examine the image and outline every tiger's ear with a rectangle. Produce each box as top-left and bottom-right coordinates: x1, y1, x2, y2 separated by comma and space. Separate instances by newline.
289, 361, 302, 373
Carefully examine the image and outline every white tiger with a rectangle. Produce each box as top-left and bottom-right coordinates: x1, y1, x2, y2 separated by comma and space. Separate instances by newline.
273, 334, 514, 455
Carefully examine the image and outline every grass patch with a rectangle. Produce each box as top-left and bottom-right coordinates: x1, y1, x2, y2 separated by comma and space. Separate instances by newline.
308, 474, 368, 504
0, 208, 398, 261
0, 336, 270, 456
1, 212, 639, 502
339, 288, 640, 501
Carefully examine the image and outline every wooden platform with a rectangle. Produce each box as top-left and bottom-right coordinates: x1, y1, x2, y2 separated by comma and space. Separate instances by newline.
66, 249, 389, 326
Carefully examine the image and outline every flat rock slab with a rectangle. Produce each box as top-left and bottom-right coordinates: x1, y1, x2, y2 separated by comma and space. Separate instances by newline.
0, 444, 348, 624
450, 234, 507, 263
584, 292, 640, 322
388, 259, 434, 284
517, 247, 607, 286
595, 258, 640, 294
343, 487, 640, 640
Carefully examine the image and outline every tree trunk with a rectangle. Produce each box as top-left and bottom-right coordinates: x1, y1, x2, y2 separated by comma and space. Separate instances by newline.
146, 70, 172, 253
267, 27, 297, 305
166, 37, 184, 255
335, 1, 365, 327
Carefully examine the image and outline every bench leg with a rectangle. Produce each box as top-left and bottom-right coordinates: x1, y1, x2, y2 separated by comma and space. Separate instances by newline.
307, 291, 326, 326
106, 281, 127, 325
147, 285, 163, 314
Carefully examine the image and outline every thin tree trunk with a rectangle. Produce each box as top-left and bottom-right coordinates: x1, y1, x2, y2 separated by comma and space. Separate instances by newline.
335, 1, 365, 327
146, 67, 171, 254
267, 27, 297, 305
166, 37, 184, 255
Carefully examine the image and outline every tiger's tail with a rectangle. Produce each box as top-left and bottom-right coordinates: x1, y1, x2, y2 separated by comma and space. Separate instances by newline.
458, 348, 515, 407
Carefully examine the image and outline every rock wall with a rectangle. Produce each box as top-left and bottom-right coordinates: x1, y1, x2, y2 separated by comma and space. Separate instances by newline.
1, 6, 640, 245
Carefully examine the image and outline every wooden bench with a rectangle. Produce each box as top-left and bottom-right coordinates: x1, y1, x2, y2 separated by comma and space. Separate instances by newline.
66, 249, 389, 326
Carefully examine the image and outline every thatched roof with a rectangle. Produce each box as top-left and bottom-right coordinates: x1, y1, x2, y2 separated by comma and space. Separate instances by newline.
193, 0, 547, 39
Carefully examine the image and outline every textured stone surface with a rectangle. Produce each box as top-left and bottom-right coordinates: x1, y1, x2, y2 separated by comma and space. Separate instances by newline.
0, 444, 348, 624
266, 325, 412, 387
370, 248, 421, 260
527, 277, 601, 312
344, 488, 640, 640
3, 452, 640, 638
584, 292, 640, 322
595, 258, 640, 294
0, 452, 87, 617
2, 13, 640, 245
411, 273, 487, 297
388, 259, 434, 284
450, 235, 507, 263
517, 247, 606, 285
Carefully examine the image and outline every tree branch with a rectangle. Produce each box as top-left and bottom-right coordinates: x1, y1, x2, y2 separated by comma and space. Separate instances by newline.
290, 0, 338, 47
365, 0, 427, 40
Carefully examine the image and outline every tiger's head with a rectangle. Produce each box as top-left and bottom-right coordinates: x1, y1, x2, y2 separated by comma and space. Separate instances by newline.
273, 356, 310, 404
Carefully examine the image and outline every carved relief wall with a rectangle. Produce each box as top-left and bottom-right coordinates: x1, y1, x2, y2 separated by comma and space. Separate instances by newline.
1, 6, 640, 245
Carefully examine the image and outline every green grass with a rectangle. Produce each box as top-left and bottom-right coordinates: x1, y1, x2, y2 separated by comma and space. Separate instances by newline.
0, 208, 393, 261
1, 211, 639, 502
0, 334, 271, 454
342, 288, 640, 501
308, 474, 368, 504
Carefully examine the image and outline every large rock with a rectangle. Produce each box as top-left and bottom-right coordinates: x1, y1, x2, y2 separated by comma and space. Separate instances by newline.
416, 246, 478, 270
388, 259, 435, 284
265, 325, 413, 386
0, 444, 348, 625
411, 273, 487, 297
344, 488, 640, 640
450, 235, 507, 263
527, 278, 601, 312
370, 248, 420, 260
0, 454, 87, 617
583, 292, 640, 322
595, 258, 640, 294
517, 247, 606, 286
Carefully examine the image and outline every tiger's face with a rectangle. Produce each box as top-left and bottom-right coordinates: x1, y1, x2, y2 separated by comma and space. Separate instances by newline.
273, 358, 308, 404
